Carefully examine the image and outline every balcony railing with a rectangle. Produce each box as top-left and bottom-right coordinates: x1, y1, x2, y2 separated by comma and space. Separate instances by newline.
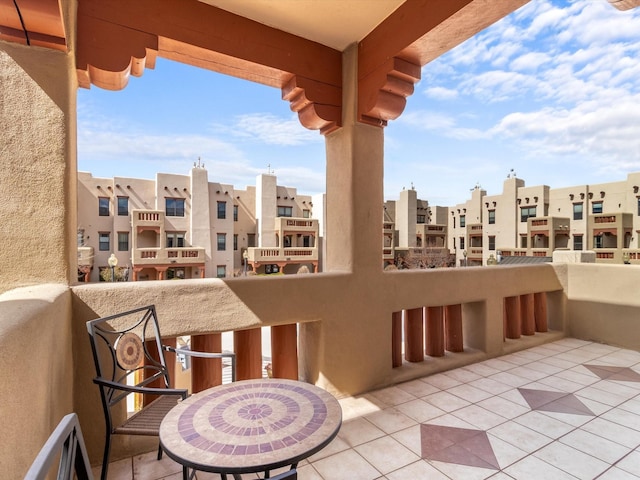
132, 247, 206, 265
246, 247, 318, 262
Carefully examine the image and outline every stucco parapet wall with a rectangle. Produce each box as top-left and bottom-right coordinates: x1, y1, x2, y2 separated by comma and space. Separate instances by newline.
71, 274, 351, 337
553, 250, 596, 263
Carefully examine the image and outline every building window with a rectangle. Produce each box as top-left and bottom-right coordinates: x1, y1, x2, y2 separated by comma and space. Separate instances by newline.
520, 236, 527, 248
247, 233, 256, 247
303, 209, 310, 218
594, 234, 603, 249
117, 232, 129, 251
520, 206, 537, 222
283, 235, 292, 248
573, 203, 583, 220
167, 232, 185, 248
166, 198, 185, 216
303, 235, 312, 247
233, 234, 238, 251
277, 206, 293, 217
98, 197, 110, 216
417, 214, 426, 224
217, 233, 226, 251
453, 217, 456, 229
488, 210, 495, 225
167, 268, 185, 280
459, 237, 465, 250
488, 236, 496, 251
117, 197, 129, 216
233, 205, 238, 221
637, 198, 640, 216
574, 235, 583, 251
98, 232, 110, 251
216, 265, 226, 278
265, 264, 280, 274
77, 229, 85, 247
217, 201, 226, 219
460, 215, 466, 227
592, 201, 603, 214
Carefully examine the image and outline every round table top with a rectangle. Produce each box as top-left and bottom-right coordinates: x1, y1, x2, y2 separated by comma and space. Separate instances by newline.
159, 378, 342, 474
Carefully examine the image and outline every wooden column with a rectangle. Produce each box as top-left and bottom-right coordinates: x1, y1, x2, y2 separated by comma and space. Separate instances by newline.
425, 306, 445, 357
191, 333, 222, 392
520, 293, 535, 336
444, 304, 464, 352
404, 307, 424, 363
504, 296, 521, 339
392, 311, 403, 367
271, 324, 298, 380
534, 292, 548, 332
234, 328, 263, 380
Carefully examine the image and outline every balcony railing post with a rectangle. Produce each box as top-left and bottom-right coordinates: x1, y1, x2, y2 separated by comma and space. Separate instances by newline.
425, 306, 445, 357
271, 324, 298, 380
404, 308, 424, 363
191, 333, 223, 392
234, 328, 263, 380
444, 304, 463, 352
504, 296, 521, 339
534, 292, 548, 332
391, 311, 403, 367
520, 293, 535, 336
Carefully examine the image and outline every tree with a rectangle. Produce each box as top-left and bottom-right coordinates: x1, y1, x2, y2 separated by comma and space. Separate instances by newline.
404, 248, 455, 269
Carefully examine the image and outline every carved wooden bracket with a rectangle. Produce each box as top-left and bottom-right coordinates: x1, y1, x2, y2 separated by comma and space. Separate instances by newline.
358, 57, 421, 127
282, 76, 341, 135
76, 16, 158, 90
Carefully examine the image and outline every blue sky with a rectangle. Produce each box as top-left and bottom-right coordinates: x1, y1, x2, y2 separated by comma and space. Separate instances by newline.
78, 0, 640, 206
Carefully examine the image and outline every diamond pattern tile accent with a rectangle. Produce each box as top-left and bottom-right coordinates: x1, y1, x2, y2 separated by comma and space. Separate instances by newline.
584, 365, 640, 382
518, 388, 594, 416
420, 424, 499, 469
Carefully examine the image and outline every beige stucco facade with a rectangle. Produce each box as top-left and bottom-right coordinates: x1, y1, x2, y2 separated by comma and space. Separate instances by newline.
3, 1, 640, 478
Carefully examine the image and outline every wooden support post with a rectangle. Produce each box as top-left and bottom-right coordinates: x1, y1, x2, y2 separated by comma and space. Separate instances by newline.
504, 296, 521, 339
534, 292, 548, 332
425, 306, 445, 357
444, 304, 464, 352
191, 333, 222, 392
271, 324, 298, 380
520, 293, 535, 336
404, 308, 424, 363
392, 311, 403, 367
234, 328, 263, 380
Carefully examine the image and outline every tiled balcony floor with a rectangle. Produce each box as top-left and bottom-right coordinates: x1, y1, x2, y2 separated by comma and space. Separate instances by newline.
96, 338, 640, 479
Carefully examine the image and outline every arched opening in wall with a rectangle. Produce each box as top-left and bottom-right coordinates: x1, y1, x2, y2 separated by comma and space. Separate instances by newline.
383, 0, 640, 268
77, 58, 326, 282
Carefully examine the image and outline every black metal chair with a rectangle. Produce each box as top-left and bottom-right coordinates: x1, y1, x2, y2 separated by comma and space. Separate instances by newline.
25, 413, 93, 480
87, 305, 236, 480
266, 470, 297, 480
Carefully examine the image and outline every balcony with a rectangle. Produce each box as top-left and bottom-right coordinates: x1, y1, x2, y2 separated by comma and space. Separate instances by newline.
132, 247, 206, 265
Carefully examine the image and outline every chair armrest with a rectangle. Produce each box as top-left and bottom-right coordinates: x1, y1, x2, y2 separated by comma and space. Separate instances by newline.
163, 346, 236, 382
93, 377, 188, 399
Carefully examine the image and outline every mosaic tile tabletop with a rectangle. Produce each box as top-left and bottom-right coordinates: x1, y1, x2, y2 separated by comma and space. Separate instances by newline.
160, 379, 342, 474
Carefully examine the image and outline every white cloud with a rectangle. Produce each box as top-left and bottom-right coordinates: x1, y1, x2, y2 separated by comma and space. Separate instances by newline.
424, 86, 458, 100
231, 113, 322, 146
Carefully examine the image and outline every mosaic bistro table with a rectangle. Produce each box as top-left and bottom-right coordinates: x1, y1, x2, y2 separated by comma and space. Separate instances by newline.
159, 378, 342, 479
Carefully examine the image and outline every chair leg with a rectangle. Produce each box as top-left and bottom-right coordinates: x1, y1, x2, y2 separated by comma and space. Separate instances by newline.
100, 434, 111, 480
157, 444, 163, 460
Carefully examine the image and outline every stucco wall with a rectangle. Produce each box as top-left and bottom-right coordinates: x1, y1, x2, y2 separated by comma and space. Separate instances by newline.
0, 285, 73, 478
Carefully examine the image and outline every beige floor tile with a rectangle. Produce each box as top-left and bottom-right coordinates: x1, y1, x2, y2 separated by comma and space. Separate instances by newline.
452, 404, 507, 430
559, 429, 630, 464
581, 417, 640, 448
445, 367, 482, 383
132, 451, 183, 480
534, 441, 609, 480
537, 375, 584, 393
423, 372, 463, 390
477, 395, 530, 420
394, 398, 446, 423
354, 436, 420, 475
311, 449, 381, 480
297, 463, 323, 480
423, 413, 478, 430
94, 456, 132, 480
489, 421, 553, 454
390, 424, 421, 456
577, 386, 632, 407
597, 466, 640, 479
538, 356, 579, 370
602, 408, 640, 432
395, 378, 440, 398
339, 417, 386, 447
447, 384, 495, 403
487, 434, 528, 469
462, 362, 502, 378
481, 358, 519, 372
487, 372, 531, 388
591, 379, 640, 399
556, 368, 601, 386
366, 386, 417, 407
306, 435, 350, 462
513, 411, 574, 439
503, 453, 579, 480
469, 377, 514, 395
524, 360, 564, 376
364, 407, 418, 434
385, 460, 450, 480
338, 396, 382, 421
430, 460, 497, 480
423, 390, 471, 413
616, 451, 640, 477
